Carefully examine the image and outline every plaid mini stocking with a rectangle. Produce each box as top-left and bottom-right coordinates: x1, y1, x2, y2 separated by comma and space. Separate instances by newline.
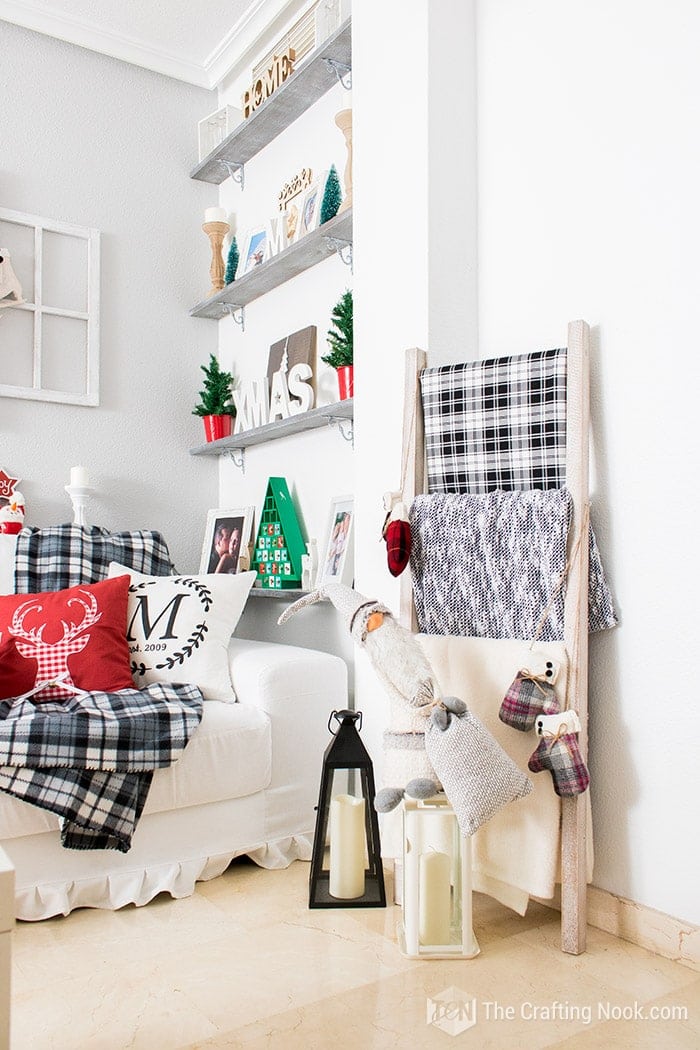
527, 712, 590, 796
499, 663, 560, 732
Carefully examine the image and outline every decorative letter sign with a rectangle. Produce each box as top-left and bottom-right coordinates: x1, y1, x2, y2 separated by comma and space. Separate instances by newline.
243, 49, 296, 119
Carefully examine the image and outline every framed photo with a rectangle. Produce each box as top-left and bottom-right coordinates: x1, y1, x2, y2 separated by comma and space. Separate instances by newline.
298, 174, 326, 239
317, 495, 354, 586
200, 508, 255, 574
241, 227, 268, 274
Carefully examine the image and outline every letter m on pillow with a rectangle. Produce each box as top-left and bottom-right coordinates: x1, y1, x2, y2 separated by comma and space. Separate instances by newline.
126, 592, 189, 641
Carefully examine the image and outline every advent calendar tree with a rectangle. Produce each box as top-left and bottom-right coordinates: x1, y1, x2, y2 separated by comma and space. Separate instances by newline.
254, 477, 307, 590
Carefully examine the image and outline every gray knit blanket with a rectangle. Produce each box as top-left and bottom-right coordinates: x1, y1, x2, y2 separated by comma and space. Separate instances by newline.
410, 489, 616, 640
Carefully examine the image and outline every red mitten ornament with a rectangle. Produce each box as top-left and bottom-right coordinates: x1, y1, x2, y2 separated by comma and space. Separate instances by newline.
381, 493, 411, 577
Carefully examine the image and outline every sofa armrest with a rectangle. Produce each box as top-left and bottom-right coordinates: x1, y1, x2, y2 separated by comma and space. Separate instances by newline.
228, 639, 348, 842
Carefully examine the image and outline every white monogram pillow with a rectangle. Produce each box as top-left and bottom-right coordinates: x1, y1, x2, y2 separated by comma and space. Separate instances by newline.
108, 563, 256, 701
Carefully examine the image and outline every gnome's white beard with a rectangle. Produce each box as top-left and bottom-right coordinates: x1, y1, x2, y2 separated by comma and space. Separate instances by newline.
362, 618, 435, 710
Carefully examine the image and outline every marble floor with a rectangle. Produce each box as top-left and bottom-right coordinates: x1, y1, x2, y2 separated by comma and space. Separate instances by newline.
10, 859, 700, 1049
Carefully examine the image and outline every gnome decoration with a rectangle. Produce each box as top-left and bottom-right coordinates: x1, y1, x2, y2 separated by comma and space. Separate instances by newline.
0, 470, 25, 534
279, 582, 533, 835
0, 250, 24, 312
279, 581, 436, 709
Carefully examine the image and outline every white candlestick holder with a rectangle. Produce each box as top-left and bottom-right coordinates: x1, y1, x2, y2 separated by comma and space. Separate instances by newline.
64, 484, 92, 526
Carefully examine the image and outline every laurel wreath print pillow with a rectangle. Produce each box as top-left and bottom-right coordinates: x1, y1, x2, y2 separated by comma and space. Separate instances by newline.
108, 563, 256, 701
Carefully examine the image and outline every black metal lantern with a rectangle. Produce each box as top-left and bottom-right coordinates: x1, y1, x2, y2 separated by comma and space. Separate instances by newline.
309, 709, 386, 908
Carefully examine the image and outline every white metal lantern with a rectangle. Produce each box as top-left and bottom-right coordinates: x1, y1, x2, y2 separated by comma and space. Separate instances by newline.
399, 796, 479, 959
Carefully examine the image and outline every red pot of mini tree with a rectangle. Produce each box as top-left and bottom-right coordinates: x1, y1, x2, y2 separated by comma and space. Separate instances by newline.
193, 354, 236, 442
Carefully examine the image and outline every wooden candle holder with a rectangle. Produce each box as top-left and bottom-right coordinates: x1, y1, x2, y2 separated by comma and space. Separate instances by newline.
335, 108, 353, 213
202, 220, 230, 298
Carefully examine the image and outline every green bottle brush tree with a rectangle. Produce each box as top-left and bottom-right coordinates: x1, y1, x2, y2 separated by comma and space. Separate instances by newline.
322, 289, 353, 368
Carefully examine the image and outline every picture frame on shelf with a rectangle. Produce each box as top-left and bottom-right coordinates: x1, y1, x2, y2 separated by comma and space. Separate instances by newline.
317, 494, 354, 587
241, 228, 269, 274
201, 507, 256, 574
298, 174, 327, 239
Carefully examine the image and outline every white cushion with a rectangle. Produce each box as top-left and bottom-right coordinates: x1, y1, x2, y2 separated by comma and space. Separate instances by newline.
0, 699, 271, 839
108, 562, 256, 701
0, 535, 17, 595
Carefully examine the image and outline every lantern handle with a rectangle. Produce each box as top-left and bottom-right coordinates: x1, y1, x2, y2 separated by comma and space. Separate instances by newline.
328, 709, 362, 734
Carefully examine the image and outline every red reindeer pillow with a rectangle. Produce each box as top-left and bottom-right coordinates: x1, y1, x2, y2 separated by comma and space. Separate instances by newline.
0, 575, 133, 702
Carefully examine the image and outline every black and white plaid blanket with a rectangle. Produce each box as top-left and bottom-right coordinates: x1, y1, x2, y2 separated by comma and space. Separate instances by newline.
420, 348, 568, 494
0, 683, 203, 852
14, 524, 176, 593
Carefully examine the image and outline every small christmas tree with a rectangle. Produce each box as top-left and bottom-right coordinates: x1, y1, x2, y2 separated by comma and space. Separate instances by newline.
320, 165, 343, 224
322, 289, 353, 368
192, 354, 236, 417
224, 236, 239, 284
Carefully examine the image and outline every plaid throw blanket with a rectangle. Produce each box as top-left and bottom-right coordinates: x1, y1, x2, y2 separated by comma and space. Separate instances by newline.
0, 683, 203, 851
14, 524, 175, 593
420, 349, 568, 494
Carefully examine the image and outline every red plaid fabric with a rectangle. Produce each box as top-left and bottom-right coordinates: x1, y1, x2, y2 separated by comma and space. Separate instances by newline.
527, 732, 590, 796
499, 669, 559, 731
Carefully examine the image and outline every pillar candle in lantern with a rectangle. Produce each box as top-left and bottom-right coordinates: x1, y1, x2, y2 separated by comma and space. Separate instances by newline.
419, 851, 451, 945
329, 794, 365, 899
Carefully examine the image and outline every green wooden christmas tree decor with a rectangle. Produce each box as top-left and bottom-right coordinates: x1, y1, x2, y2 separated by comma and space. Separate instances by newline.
224, 236, 239, 284
320, 165, 342, 224
254, 477, 306, 589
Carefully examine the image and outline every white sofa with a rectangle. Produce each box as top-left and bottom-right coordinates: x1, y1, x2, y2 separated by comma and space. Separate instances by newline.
0, 529, 347, 920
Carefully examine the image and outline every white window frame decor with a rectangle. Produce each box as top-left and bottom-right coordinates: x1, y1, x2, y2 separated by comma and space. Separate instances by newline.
0, 207, 100, 406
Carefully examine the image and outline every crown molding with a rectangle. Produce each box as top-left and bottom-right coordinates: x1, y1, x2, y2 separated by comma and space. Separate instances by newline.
203, 0, 303, 88
1, 0, 312, 89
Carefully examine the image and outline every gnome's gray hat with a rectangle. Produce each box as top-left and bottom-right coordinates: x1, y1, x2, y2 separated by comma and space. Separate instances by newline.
278, 582, 392, 644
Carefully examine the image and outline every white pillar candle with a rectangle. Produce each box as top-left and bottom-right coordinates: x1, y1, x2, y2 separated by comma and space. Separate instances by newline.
204, 207, 227, 224
419, 851, 451, 945
69, 466, 89, 488
329, 794, 365, 899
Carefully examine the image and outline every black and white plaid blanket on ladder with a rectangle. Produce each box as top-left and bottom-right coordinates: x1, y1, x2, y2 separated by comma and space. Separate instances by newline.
0, 683, 203, 851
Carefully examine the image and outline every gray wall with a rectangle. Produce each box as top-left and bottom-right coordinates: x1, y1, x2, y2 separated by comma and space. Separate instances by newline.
0, 22, 218, 572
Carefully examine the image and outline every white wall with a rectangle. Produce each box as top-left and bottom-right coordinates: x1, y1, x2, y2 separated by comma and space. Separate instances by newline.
477, 0, 700, 924
0, 22, 217, 572
214, 18, 355, 677
352, 0, 477, 770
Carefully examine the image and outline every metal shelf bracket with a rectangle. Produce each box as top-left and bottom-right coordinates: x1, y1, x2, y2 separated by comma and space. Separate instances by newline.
324, 236, 353, 273
225, 448, 245, 473
221, 303, 245, 331
220, 160, 245, 189
326, 415, 354, 446
324, 58, 352, 90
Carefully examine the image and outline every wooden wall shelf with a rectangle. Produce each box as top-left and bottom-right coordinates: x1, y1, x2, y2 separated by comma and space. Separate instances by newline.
189, 398, 353, 457
190, 209, 352, 319
190, 19, 352, 185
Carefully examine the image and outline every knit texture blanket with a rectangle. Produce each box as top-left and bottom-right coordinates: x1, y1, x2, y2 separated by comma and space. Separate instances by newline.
410, 489, 617, 640
14, 524, 175, 593
0, 683, 203, 851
